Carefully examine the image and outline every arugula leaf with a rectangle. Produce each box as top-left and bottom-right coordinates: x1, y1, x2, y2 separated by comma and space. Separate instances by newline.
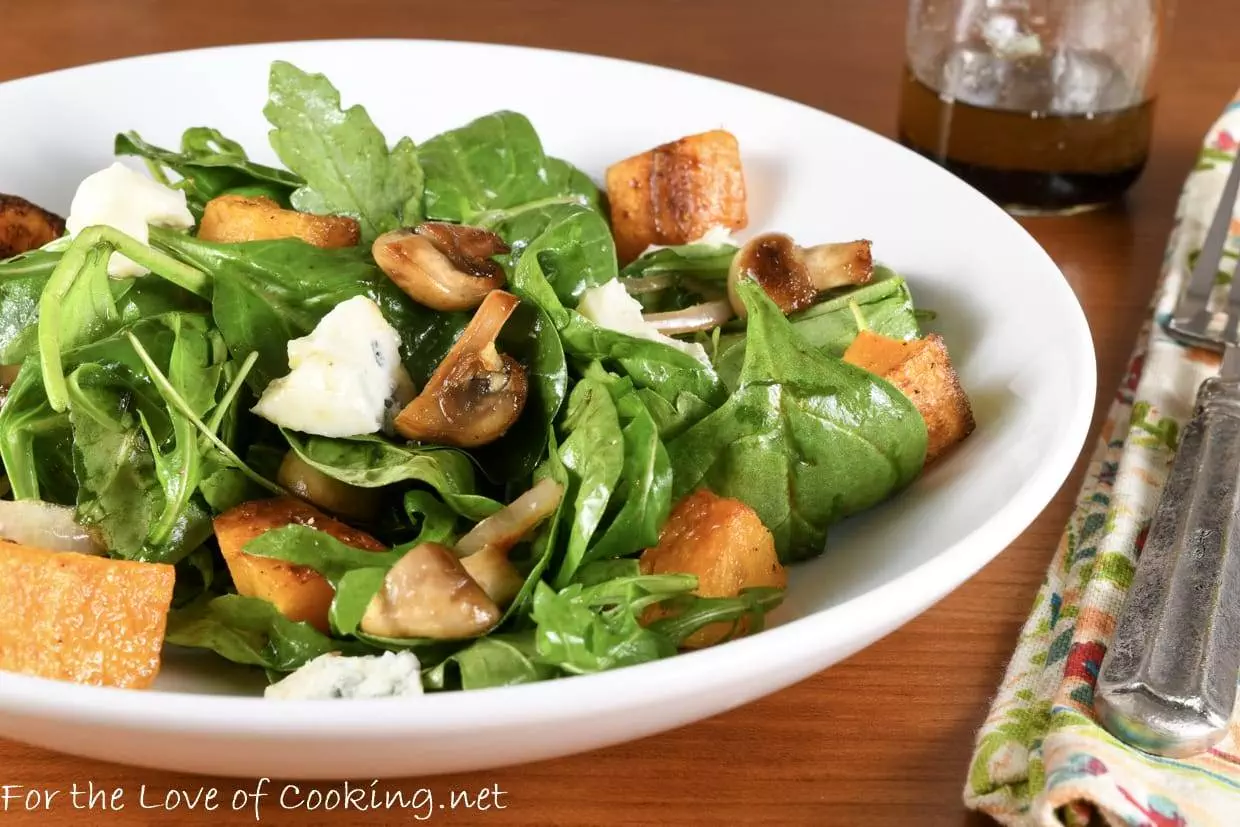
281, 431, 500, 521
37, 242, 121, 410
668, 279, 928, 562
151, 228, 453, 390
2, 314, 190, 504
0, 246, 208, 368
329, 567, 392, 639
134, 317, 223, 550
264, 60, 423, 241
645, 587, 786, 644
421, 633, 555, 691
0, 360, 75, 504
37, 227, 209, 413
419, 111, 597, 224
165, 594, 357, 672
115, 128, 300, 216
531, 563, 785, 675
68, 316, 221, 563
530, 580, 676, 674
0, 247, 62, 364
549, 378, 624, 587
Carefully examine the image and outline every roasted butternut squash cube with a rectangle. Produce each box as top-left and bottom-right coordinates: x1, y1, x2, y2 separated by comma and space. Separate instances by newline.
0, 541, 174, 688
0, 194, 65, 258
639, 489, 785, 649
198, 194, 361, 248
843, 331, 975, 463
214, 497, 385, 633
605, 130, 748, 264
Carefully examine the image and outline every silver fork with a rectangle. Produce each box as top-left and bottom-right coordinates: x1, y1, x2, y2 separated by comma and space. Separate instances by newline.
1094, 155, 1240, 758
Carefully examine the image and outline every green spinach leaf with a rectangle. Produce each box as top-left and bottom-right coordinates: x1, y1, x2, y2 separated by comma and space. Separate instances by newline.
492, 202, 616, 306
403, 490, 458, 546
165, 594, 357, 672
714, 268, 921, 391
421, 633, 555, 691
419, 111, 597, 225
115, 128, 300, 216
668, 279, 928, 562
241, 524, 440, 646
281, 431, 500, 521
502, 221, 723, 410
549, 378, 624, 587
619, 241, 738, 280
576, 365, 672, 566
264, 61, 423, 241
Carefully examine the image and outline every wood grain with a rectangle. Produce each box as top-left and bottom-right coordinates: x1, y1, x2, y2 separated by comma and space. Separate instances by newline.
1, 1, 1238, 824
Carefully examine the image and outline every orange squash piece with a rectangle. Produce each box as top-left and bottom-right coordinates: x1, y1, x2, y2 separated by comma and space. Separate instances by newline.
639, 489, 785, 649
198, 194, 360, 248
842, 330, 975, 463
605, 130, 748, 265
214, 498, 385, 633
0, 541, 174, 689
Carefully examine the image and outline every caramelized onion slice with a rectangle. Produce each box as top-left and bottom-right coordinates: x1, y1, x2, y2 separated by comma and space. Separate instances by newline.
0, 500, 105, 555
457, 477, 565, 607
642, 299, 733, 335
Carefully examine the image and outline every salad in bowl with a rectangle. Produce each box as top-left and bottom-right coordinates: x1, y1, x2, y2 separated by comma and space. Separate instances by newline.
0, 60, 974, 700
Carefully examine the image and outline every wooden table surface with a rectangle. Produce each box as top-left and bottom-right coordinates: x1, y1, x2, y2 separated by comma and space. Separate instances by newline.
2, 1, 1238, 824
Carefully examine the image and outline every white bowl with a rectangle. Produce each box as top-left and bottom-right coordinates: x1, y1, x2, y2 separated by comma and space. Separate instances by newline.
0, 39, 1095, 779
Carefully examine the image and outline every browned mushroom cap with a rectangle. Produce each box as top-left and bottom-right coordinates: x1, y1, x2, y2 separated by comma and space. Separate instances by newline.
727, 232, 873, 318
456, 476, 565, 606
0, 194, 65, 259
372, 222, 510, 312
394, 290, 529, 448
360, 542, 501, 639
277, 451, 379, 523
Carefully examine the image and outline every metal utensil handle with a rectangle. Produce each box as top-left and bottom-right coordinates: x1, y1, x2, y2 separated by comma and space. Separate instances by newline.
1095, 374, 1240, 758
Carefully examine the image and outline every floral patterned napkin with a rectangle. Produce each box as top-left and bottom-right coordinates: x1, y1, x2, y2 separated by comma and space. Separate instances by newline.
964, 93, 1240, 827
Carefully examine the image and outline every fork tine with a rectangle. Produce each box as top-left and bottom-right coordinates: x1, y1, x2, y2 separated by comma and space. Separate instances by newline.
1173, 154, 1240, 334
1222, 254, 1240, 345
